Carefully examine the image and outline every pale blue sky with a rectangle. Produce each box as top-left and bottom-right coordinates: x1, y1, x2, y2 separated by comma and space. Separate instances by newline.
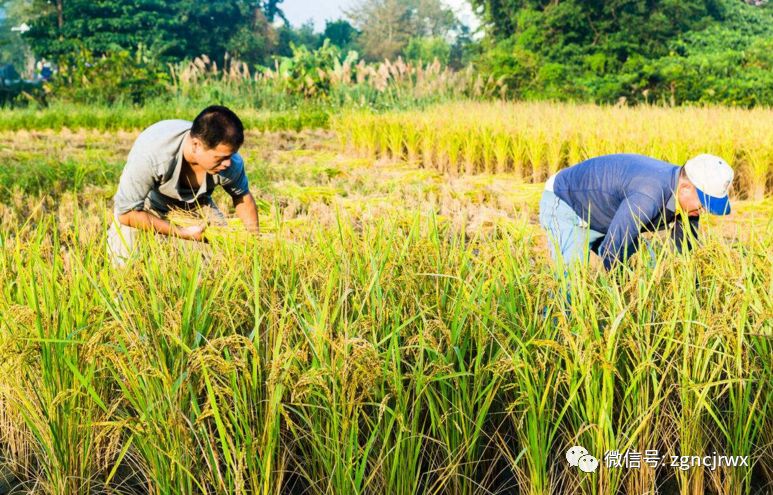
281, 0, 480, 32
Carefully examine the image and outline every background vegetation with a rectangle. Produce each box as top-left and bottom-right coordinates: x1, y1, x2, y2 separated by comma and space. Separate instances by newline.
473, 0, 773, 105
1, 0, 771, 108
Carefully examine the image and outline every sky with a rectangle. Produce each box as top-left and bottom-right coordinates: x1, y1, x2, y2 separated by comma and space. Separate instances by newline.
281, 0, 481, 32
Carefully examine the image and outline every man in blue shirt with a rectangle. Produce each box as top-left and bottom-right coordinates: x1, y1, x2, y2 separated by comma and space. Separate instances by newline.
539, 154, 734, 272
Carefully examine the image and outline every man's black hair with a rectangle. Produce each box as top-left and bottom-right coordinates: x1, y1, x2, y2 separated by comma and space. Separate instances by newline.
190, 105, 244, 150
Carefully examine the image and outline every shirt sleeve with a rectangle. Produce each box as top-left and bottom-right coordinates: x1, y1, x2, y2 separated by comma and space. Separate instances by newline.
671, 214, 700, 253
113, 152, 160, 216
598, 193, 661, 270
219, 153, 250, 198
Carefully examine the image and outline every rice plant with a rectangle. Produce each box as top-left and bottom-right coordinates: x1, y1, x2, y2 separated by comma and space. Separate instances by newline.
335, 102, 773, 198
0, 126, 770, 495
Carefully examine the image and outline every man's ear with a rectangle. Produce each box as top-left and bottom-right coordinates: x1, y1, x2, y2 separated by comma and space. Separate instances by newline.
190, 136, 202, 152
678, 177, 694, 193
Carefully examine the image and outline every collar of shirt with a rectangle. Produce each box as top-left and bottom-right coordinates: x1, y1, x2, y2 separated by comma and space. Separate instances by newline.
158, 130, 211, 203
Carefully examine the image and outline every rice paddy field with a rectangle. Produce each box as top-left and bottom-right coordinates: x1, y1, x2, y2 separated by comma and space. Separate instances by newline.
0, 101, 771, 495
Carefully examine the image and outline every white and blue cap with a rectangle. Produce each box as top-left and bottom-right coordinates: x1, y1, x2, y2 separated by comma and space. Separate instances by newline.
684, 154, 734, 215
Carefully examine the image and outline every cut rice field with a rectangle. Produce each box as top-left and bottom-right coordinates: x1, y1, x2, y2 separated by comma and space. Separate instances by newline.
0, 127, 771, 495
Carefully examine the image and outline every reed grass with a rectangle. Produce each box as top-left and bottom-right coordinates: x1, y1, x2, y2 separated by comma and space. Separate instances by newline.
169, 55, 505, 111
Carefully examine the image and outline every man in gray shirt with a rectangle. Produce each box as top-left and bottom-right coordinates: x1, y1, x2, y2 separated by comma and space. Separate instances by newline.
107, 105, 260, 265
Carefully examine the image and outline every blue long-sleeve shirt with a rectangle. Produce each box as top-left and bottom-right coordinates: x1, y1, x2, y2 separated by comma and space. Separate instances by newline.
552, 154, 699, 270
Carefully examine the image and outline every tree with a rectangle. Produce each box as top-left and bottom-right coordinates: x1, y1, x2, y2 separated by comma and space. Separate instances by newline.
471, 0, 725, 65
403, 36, 451, 64
8, 0, 284, 64
323, 19, 358, 52
275, 21, 322, 58
0, 3, 34, 70
225, 7, 277, 65
262, 0, 285, 22
16, 0, 179, 60
472, 0, 773, 105
173, 0, 267, 61
345, 0, 457, 61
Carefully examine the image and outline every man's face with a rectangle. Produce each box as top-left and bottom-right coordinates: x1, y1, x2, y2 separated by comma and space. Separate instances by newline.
677, 180, 704, 217
192, 139, 236, 174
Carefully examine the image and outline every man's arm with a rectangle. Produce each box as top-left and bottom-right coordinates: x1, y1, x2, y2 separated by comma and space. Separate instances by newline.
113, 148, 207, 241
671, 214, 700, 253
233, 192, 259, 234
118, 210, 205, 241
218, 153, 258, 234
598, 194, 660, 270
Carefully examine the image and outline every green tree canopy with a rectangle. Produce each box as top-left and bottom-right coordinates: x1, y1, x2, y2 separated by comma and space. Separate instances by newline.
473, 0, 773, 105
472, 0, 726, 65
403, 36, 451, 64
5, 0, 284, 64
323, 19, 359, 52
275, 21, 321, 58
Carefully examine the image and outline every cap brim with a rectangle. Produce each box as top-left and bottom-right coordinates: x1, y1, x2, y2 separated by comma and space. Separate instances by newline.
696, 187, 731, 215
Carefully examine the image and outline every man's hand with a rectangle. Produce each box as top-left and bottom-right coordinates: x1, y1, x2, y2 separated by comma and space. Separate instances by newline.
118, 210, 207, 242
173, 224, 206, 241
